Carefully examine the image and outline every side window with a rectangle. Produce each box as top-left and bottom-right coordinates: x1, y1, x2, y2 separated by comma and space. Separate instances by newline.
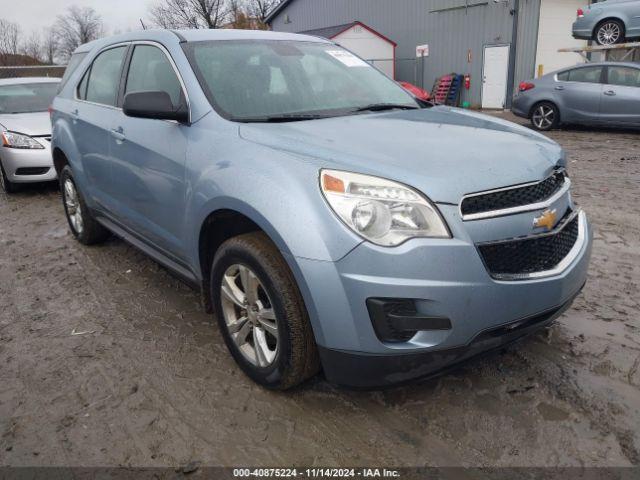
567, 67, 603, 84
125, 45, 183, 107
557, 71, 569, 82
77, 69, 90, 100
607, 67, 640, 88
59, 52, 87, 93
85, 46, 127, 106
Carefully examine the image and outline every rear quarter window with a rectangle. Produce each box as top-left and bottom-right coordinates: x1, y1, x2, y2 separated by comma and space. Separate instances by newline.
58, 52, 88, 93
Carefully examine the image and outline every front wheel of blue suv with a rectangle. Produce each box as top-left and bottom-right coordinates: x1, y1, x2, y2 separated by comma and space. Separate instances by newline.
211, 232, 320, 390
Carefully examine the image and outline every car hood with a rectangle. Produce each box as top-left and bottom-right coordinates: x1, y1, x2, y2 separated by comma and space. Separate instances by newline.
239, 106, 564, 204
0, 111, 52, 136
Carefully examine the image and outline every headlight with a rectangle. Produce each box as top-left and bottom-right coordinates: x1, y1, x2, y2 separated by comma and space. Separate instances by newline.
320, 169, 450, 246
1, 131, 45, 149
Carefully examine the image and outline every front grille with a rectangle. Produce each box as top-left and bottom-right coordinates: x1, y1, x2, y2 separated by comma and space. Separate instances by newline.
461, 170, 566, 217
15, 167, 50, 176
478, 212, 580, 279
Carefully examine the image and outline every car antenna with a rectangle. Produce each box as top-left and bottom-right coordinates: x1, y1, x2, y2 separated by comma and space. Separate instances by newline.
140, 18, 147, 30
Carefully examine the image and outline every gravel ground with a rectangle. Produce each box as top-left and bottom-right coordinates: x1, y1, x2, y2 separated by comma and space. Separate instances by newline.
0, 113, 638, 469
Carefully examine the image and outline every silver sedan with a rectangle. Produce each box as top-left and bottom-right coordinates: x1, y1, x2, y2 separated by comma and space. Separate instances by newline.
572, 0, 640, 45
511, 62, 640, 131
0, 77, 60, 193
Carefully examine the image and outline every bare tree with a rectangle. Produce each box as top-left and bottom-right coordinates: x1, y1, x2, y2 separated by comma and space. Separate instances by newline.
150, 0, 226, 29
42, 28, 58, 65
22, 32, 43, 63
54, 6, 104, 60
0, 18, 20, 65
227, 0, 244, 23
247, 0, 280, 25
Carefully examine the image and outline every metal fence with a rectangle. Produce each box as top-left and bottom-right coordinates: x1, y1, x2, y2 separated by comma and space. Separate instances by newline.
0, 65, 67, 80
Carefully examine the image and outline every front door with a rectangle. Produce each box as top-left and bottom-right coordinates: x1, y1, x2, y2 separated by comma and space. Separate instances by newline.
600, 65, 640, 126
482, 45, 510, 109
109, 43, 190, 259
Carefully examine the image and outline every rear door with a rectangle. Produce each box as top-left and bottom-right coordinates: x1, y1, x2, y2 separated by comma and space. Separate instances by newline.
600, 65, 640, 126
72, 45, 129, 206
108, 42, 190, 259
554, 66, 604, 124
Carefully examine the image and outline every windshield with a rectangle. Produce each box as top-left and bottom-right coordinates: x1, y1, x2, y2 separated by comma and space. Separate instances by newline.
184, 40, 417, 121
0, 82, 59, 114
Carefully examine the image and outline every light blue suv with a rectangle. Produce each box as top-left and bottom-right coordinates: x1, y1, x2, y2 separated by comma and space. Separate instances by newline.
51, 29, 592, 389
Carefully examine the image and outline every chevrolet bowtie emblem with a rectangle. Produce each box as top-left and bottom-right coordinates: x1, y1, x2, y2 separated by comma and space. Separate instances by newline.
533, 209, 557, 231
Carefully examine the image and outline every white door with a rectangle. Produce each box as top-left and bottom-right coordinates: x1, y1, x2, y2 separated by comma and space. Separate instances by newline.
482, 45, 510, 109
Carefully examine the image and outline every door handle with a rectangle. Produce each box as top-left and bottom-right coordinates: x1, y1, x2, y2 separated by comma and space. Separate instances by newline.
71, 109, 79, 123
604, 90, 616, 96
554, 85, 565, 91
110, 127, 126, 142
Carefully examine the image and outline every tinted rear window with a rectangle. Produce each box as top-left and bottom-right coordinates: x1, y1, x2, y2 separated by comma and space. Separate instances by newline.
567, 67, 603, 84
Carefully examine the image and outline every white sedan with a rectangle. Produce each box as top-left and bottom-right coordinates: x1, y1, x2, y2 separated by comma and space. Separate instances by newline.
0, 77, 60, 193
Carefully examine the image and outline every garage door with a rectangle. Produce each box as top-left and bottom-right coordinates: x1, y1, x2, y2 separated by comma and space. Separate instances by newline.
535, 0, 587, 77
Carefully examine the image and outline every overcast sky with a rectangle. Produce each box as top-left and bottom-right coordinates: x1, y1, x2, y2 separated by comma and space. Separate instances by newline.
4, 0, 153, 36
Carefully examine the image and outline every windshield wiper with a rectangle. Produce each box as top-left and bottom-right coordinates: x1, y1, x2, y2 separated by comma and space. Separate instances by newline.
353, 103, 420, 113
239, 114, 328, 123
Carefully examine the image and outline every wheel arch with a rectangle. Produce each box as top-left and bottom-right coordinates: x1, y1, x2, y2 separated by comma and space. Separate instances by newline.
593, 17, 626, 38
529, 100, 560, 121
52, 147, 70, 177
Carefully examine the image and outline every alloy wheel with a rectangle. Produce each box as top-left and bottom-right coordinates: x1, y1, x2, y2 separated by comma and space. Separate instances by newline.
0, 167, 5, 192
64, 178, 84, 235
532, 105, 555, 130
220, 264, 279, 368
597, 22, 621, 45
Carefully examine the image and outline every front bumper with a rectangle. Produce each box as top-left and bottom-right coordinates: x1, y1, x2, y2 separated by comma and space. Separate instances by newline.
293, 203, 592, 387
319, 287, 583, 387
0, 143, 56, 183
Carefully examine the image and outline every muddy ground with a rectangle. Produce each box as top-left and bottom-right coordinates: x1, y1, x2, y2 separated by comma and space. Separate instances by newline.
0, 113, 639, 469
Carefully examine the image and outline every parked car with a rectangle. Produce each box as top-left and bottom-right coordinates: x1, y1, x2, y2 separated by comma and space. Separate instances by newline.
573, 0, 640, 45
512, 62, 640, 131
0, 77, 60, 193
399, 81, 431, 102
51, 30, 592, 389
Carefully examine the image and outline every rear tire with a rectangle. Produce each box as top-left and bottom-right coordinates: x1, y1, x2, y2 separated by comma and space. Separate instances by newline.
60, 166, 110, 245
0, 160, 20, 194
595, 20, 625, 45
211, 232, 320, 390
530, 102, 560, 131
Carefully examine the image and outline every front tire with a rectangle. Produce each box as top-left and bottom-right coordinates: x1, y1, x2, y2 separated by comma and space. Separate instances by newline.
0, 161, 19, 194
530, 102, 560, 131
211, 232, 319, 390
60, 166, 110, 245
595, 20, 624, 45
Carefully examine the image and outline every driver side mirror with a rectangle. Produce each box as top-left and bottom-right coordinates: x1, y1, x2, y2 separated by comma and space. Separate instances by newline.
123, 91, 189, 123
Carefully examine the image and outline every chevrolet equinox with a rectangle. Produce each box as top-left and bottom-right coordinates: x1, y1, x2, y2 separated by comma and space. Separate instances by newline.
51, 30, 592, 389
